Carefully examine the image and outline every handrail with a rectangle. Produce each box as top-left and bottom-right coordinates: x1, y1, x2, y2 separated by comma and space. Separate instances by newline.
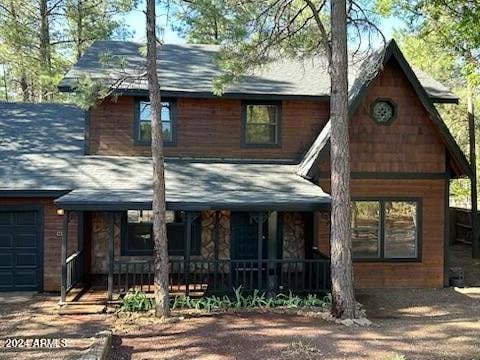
66, 250, 84, 293
113, 258, 331, 295
66, 250, 82, 264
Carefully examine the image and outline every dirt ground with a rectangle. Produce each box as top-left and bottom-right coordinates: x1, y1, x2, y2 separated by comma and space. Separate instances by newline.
109, 287, 480, 360
0, 293, 108, 359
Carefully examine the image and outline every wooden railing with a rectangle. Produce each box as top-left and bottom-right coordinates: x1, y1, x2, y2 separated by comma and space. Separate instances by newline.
113, 258, 331, 296
66, 251, 84, 292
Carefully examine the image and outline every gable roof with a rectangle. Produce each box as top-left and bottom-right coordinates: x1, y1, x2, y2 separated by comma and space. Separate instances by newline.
296, 40, 471, 180
58, 40, 457, 103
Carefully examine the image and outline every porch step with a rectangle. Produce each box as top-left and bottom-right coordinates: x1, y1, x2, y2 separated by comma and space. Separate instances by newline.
58, 304, 106, 315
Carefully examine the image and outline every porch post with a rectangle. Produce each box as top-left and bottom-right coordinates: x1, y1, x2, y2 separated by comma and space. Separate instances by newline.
257, 211, 263, 289
107, 212, 114, 301
214, 211, 220, 261
184, 212, 192, 296
213, 211, 220, 280
267, 212, 278, 292
60, 211, 70, 304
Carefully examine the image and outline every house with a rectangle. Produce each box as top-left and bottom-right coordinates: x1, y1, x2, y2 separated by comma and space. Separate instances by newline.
0, 39, 470, 303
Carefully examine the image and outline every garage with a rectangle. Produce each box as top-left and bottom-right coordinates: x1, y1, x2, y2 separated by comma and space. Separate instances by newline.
0, 208, 43, 291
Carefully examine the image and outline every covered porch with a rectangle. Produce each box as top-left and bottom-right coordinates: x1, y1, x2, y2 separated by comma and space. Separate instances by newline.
54, 162, 332, 304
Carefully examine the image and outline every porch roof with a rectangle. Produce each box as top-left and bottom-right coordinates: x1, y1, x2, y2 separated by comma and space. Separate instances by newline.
52, 160, 331, 211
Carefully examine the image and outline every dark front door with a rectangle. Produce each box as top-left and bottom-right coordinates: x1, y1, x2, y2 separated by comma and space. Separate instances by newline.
231, 212, 268, 260
231, 212, 268, 290
0, 209, 43, 291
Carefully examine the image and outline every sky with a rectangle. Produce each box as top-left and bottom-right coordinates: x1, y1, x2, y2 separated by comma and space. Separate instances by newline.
121, 3, 406, 45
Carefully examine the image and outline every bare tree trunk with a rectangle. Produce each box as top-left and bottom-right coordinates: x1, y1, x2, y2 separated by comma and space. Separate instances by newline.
146, 0, 170, 318
39, 0, 52, 101
329, 0, 356, 319
468, 85, 480, 258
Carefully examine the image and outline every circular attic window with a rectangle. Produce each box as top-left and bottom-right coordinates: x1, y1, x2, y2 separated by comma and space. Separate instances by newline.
371, 99, 396, 124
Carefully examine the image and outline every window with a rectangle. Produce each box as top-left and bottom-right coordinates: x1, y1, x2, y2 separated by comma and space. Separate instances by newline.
370, 99, 396, 124
122, 210, 201, 256
242, 102, 281, 146
351, 199, 420, 260
135, 100, 176, 144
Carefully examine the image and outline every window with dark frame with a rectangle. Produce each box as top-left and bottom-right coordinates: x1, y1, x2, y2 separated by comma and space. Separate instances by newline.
136, 100, 175, 144
122, 210, 201, 256
242, 102, 281, 146
351, 199, 419, 260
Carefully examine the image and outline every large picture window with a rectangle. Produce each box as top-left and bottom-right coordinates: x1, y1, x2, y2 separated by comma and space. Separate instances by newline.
121, 210, 201, 256
135, 100, 176, 145
242, 102, 281, 146
351, 199, 420, 260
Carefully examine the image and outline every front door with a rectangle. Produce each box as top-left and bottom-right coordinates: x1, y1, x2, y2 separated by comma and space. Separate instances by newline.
230, 212, 268, 290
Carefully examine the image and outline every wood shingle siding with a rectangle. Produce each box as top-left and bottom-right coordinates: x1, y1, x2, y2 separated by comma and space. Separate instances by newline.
317, 179, 445, 288
0, 198, 78, 292
89, 97, 330, 159
319, 58, 446, 174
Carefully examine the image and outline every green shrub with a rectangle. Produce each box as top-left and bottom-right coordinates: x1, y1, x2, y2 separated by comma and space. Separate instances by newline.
169, 286, 331, 313
120, 291, 154, 312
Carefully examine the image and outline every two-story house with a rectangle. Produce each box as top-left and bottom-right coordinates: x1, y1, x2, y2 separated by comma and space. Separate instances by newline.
0, 39, 470, 304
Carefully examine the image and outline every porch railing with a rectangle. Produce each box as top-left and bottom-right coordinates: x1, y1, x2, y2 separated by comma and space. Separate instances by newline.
66, 250, 84, 292
113, 258, 331, 296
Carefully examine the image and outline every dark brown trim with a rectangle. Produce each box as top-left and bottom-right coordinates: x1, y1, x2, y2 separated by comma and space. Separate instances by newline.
56, 201, 331, 212
58, 85, 456, 104
318, 172, 449, 180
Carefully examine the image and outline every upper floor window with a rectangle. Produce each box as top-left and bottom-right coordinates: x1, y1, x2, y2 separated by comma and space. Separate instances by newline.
135, 99, 176, 145
351, 199, 420, 261
242, 101, 281, 147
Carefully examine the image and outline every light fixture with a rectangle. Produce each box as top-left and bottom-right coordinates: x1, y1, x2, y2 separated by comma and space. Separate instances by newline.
56, 208, 65, 216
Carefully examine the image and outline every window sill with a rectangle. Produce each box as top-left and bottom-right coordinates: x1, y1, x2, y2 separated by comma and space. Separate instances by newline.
133, 140, 176, 147
241, 143, 281, 149
353, 258, 421, 263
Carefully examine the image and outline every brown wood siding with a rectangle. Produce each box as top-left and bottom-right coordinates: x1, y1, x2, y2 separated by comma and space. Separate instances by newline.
317, 179, 445, 288
0, 198, 78, 292
320, 58, 446, 174
89, 97, 329, 159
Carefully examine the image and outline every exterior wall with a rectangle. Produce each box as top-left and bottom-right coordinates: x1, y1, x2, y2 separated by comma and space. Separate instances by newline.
317, 179, 446, 288
89, 96, 329, 160
319, 58, 446, 174
0, 198, 79, 292
90, 211, 308, 274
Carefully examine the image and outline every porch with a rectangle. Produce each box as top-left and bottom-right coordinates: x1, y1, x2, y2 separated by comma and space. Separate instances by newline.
53, 162, 332, 305
61, 210, 331, 304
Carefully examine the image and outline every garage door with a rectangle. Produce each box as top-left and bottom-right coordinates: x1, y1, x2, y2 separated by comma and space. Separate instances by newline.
0, 209, 43, 291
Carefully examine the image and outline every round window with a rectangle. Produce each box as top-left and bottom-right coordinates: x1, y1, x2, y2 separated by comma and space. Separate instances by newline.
371, 100, 395, 124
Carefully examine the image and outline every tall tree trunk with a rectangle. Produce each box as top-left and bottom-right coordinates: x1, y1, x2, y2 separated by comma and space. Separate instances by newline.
329, 0, 356, 319
146, 0, 170, 318
39, 0, 52, 101
76, 0, 84, 61
468, 85, 480, 258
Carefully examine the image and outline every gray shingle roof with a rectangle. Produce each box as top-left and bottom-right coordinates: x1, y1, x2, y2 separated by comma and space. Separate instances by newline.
59, 40, 458, 102
0, 102, 330, 210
